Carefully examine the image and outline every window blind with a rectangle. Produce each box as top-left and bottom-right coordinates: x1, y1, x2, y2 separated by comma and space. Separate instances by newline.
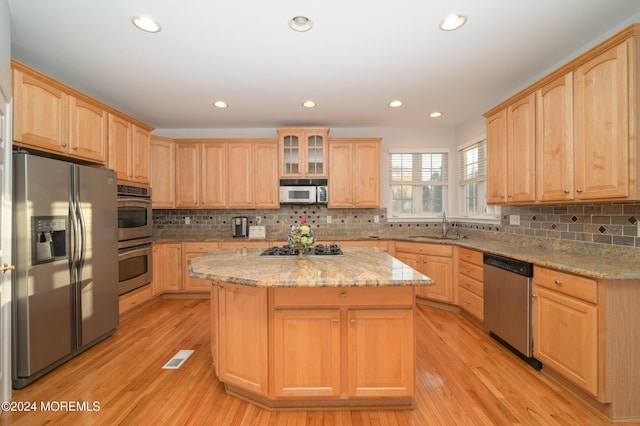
458, 140, 486, 185
389, 152, 448, 185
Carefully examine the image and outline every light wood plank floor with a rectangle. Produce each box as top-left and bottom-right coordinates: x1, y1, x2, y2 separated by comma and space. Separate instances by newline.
0, 299, 626, 425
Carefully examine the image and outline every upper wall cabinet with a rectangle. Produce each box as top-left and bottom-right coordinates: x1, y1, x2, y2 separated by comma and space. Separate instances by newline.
109, 115, 151, 185
278, 127, 328, 178
486, 94, 536, 204
328, 138, 381, 208
484, 24, 640, 204
12, 60, 152, 167
150, 136, 176, 208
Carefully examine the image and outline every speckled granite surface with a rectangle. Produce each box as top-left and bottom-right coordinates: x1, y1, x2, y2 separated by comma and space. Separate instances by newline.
189, 247, 434, 288
163, 227, 640, 281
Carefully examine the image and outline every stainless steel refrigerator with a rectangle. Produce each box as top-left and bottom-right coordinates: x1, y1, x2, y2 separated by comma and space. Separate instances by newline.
12, 152, 119, 388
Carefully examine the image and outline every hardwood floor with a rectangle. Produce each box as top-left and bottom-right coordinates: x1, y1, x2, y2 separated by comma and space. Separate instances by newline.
0, 298, 624, 425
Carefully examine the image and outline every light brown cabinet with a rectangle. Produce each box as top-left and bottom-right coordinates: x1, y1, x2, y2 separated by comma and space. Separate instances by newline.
216, 282, 269, 397
271, 286, 414, 400
328, 138, 381, 208
182, 242, 219, 292
486, 93, 536, 204
227, 140, 279, 208
109, 115, 150, 185
533, 267, 599, 397
150, 136, 176, 208
13, 66, 109, 164
278, 127, 328, 178
536, 74, 574, 202
394, 242, 454, 303
174, 139, 277, 209
152, 243, 182, 293
457, 247, 484, 321
573, 40, 631, 200
486, 26, 640, 204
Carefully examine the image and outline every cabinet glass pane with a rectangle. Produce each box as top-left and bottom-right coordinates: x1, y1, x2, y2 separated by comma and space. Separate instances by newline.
307, 135, 324, 175
283, 135, 300, 175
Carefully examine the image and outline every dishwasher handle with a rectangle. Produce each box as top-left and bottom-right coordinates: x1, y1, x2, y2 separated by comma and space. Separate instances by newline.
483, 253, 533, 277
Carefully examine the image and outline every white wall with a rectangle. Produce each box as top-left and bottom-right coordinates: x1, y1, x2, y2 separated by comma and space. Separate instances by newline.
0, 0, 10, 94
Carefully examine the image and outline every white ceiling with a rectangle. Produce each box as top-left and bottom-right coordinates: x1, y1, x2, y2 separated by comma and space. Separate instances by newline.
8, 1, 640, 131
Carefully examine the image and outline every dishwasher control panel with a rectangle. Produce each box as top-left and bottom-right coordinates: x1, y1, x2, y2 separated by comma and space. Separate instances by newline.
483, 253, 533, 277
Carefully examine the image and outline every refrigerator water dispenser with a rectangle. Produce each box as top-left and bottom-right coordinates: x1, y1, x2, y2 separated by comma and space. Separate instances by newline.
32, 216, 67, 264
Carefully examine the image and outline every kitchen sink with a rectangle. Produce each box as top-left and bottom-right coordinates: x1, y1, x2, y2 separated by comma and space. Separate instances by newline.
404, 235, 460, 241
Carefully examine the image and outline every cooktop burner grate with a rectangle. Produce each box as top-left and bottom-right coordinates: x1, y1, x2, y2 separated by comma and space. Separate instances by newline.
260, 244, 344, 256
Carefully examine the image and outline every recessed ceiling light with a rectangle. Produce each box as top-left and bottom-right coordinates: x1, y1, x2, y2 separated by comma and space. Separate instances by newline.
213, 101, 228, 109
132, 15, 161, 33
302, 100, 316, 108
430, 112, 442, 118
389, 100, 403, 108
439, 14, 466, 31
289, 16, 313, 32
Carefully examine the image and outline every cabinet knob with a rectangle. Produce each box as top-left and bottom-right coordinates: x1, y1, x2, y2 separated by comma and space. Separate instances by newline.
340, 292, 347, 297
350, 319, 356, 325
465, 255, 471, 259
61, 143, 67, 148
466, 300, 471, 305
466, 268, 471, 273
576, 188, 583, 193
554, 279, 562, 285
507, 194, 513, 198
564, 189, 571, 194
72, 146, 78, 150
217, 284, 224, 289
131, 300, 137, 305
333, 318, 339, 324
532, 294, 538, 298
466, 282, 471, 287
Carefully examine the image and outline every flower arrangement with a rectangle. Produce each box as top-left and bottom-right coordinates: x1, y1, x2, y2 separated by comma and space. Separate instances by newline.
287, 217, 317, 250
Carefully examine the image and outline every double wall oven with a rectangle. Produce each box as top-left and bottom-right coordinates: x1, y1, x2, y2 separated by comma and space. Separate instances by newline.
117, 184, 153, 295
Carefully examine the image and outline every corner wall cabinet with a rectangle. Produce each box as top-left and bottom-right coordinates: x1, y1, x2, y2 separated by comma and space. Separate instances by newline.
484, 24, 640, 204
278, 127, 328, 178
328, 138, 381, 208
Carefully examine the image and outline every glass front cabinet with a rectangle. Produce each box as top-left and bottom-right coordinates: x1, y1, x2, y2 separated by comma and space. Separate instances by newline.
278, 127, 329, 178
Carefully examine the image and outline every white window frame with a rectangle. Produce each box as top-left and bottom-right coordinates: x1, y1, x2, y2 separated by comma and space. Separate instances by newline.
457, 137, 500, 221
388, 149, 449, 220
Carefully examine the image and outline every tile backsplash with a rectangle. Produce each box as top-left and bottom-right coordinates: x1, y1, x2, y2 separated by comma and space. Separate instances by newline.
153, 201, 640, 248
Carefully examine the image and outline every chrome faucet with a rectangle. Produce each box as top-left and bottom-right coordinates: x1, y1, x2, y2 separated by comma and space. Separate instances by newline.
442, 211, 450, 238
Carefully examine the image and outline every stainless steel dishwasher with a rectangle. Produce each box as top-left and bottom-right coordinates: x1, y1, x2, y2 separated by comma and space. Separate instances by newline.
483, 253, 542, 370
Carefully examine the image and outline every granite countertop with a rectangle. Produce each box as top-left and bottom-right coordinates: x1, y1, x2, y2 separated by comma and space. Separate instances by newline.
161, 228, 640, 281
188, 247, 434, 288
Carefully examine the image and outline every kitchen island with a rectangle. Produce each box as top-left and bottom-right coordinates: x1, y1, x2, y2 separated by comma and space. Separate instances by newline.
189, 247, 433, 409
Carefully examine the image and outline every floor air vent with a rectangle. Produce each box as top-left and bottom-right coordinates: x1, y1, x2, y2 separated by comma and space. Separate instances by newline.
162, 350, 194, 369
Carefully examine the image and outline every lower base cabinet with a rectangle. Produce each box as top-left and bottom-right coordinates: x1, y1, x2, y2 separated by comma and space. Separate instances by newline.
212, 283, 416, 407
394, 242, 454, 303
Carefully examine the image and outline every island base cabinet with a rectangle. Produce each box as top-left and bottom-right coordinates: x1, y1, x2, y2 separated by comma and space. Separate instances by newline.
217, 283, 268, 397
347, 309, 414, 397
273, 309, 342, 398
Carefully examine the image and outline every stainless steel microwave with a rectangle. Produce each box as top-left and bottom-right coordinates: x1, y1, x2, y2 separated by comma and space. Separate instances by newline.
279, 181, 328, 204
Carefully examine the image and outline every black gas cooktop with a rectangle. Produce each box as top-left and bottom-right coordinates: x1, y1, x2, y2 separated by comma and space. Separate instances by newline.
260, 244, 344, 256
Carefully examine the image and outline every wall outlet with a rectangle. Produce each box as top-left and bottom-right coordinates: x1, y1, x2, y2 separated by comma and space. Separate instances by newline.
374, 215, 379, 223
184, 216, 191, 225
326, 216, 332, 224
256, 216, 262, 225
509, 215, 520, 226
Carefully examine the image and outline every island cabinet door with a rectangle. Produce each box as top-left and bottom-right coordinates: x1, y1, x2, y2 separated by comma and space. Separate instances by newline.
347, 309, 414, 397
218, 283, 268, 396
273, 309, 342, 398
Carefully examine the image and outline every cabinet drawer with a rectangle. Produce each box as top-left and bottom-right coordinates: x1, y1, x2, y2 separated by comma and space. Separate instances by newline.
273, 286, 414, 308
459, 247, 483, 266
459, 260, 483, 282
458, 273, 483, 297
183, 242, 219, 253
459, 287, 483, 321
534, 267, 597, 304
394, 242, 453, 257
119, 284, 152, 315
